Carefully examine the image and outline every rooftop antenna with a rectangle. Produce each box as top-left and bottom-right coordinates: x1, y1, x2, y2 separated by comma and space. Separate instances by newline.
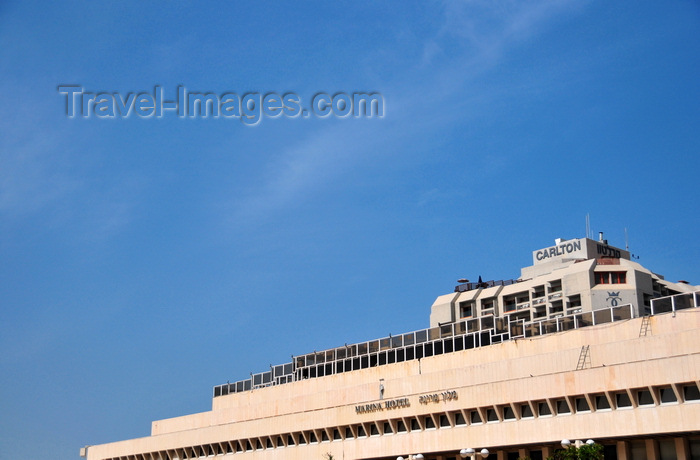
625, 228, 629, 251
585, 214, 591, 239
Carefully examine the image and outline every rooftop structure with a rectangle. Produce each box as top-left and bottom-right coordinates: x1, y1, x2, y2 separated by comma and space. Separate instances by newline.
82, 236, 700, 460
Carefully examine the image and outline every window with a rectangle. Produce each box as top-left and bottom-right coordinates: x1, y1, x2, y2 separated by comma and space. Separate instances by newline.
630, 441, 647, 459
575, 397, 590, 412
659, 387, 678, 404
595, 271, 627, 284
555, 399, 571, 414
504, 294, 517, 312
520, 403, 534, 418
537, 402, 552, 416
568, 294, 582, 308
470, 410, 482, 424
460, 301, 474, 318
439, 414, 450, 427
659, 439, 677, 460
683, 384, 700, 401
595, 394, 611, 410
637, 389, 654, 406
481, 298, 495, 310
549, 280, 562, 293
486, 408, 499, 422
533, 285, 545, 298
616, 392, 632, 408
503, 405, 516, 420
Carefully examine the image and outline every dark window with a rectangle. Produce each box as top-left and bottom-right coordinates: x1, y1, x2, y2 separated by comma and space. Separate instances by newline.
439, 414, 450, 427
397, 420, 407, 432
595, 394, 611, 410
575, 397, 590, 412
424, 416, 436, 429
568, 294, 582, 308
616, 392, 632, 408
638, 389, 654, 406
455, 412, 467, 425
684, 384, 700, 401
486, 408, 499, 422
556, 399, 570, 414
470, 411, 482, 424
460, 301, 474, 318
520, 403, 534, 418
660, 387, 677, 404
603, 445, 618, 460
503, 405, 516, 420
549, 280, 562, 292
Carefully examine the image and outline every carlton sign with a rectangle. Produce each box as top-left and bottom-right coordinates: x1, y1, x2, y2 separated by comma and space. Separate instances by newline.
535, 240, 583, 261
533, 238, 629, 265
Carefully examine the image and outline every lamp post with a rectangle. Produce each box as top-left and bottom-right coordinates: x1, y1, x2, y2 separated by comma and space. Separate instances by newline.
460, 448, 489, 459
555, 439, 601, 460
397, 454, 424, 460
561, 439, 595, 449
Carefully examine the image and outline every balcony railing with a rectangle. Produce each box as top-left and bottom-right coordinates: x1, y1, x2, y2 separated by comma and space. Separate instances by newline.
213, 298, 660, 397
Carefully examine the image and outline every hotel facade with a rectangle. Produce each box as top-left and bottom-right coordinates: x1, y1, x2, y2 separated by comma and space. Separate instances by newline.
82, 236, 700, 460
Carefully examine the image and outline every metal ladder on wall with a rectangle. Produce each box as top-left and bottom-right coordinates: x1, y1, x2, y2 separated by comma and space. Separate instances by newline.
576, 345, 591, 370
639, 315, 651, 337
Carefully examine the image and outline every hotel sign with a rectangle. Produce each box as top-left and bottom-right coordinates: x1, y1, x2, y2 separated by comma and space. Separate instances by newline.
535, 240, 583, 261
533, 238, 630, 265
355, 390, 458, 414
355, 398, 410, 414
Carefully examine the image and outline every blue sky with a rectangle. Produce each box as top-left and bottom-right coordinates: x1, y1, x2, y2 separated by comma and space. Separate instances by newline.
1, 1, 699, 459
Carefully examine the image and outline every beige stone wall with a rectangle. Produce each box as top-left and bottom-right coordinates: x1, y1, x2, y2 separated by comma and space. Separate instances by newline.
86, 309, 700, 460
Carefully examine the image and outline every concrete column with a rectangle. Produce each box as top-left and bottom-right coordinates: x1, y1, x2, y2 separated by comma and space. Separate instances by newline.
518, 448, 528, 459
616, 441, 630, 460
646, 439, 659, 460
541, 446, 552, 458
495, 451, 505, 460
675, 437, 690, 460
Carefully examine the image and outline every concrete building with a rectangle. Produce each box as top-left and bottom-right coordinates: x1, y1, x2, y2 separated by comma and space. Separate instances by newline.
82, 236, 700, 460
430, 235, 697, 327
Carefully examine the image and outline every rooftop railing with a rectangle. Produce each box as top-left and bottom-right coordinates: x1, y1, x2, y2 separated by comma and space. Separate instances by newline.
213, 292, 700, 397
454, 279, 518, 293
650, 290, 700, 315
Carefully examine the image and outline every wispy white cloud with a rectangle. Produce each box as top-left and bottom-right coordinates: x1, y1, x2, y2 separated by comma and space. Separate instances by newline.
217, 1, 586, 227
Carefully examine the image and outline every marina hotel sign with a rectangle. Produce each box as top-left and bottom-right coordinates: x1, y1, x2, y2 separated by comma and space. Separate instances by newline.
532, 238, 630, 264
355, 391, 458, 414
